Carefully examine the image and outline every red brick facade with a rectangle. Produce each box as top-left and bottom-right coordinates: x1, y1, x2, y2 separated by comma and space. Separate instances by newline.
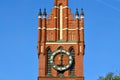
37, 0, 85, 80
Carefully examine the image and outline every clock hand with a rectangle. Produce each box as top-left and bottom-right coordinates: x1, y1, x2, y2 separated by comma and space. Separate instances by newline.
60, 54, 63, 66
60, 49, 63, 66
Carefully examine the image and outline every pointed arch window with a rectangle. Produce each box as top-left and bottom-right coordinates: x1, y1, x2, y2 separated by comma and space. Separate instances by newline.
69, 47, 75, 76
46, 48, 52, 76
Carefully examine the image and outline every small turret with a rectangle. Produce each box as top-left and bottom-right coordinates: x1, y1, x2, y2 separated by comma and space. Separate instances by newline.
38, 9, 42, 56
80, 8, 84, 19
38, 9, 42, 18
43, 8, 47, 18
75, 8, 79, 19
41, 8, 47, 43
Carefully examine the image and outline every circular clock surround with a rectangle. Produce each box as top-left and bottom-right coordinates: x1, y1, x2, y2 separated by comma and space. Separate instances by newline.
50, 49, 73, 71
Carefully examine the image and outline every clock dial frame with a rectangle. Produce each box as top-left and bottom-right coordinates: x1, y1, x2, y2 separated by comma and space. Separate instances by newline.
50, 49, 73, 71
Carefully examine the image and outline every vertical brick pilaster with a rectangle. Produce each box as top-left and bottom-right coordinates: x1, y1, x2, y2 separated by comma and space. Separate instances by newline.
38, 15, 42, 56
63, 7, 68, 41
54, 7, 58, 41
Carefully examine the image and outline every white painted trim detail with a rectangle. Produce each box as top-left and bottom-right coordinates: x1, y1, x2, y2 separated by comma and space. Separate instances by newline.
54, 17, 57, 19
54, 6, 59, 8
63, 6, 68, 8
46, 42, 77, 44
79, 27, 84, 30
41, 46, 43, 52
42, 27, 46, 30
56, 28, 59, 30
46, 28, 57, 30
38, 27, 41, 30
60, 5, 63, 40
43, 16, 46, 19
38, 27, 84, 30
62, 28, 68, 30
68, 28, 78, 30
65, 17, 68, 19
76, 15, 79, 19
38, 16, 42, 19
81, 15, 84, 19
54, 6, 68, 9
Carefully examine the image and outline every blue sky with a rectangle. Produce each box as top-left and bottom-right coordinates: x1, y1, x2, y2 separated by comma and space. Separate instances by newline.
0, 0, 120, 80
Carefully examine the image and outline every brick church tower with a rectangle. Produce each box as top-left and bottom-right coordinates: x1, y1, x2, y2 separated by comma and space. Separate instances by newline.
37, 0, 85, 80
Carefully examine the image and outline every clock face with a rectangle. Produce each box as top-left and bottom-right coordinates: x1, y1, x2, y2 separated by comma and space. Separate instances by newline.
50, 49, 73, 71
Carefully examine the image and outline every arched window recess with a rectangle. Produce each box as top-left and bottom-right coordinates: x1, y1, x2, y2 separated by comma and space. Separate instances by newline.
46, 47, 52, 76
69, 47, 75, 76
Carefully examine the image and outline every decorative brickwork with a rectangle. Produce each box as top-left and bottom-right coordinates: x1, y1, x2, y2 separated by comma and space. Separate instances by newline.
37, 0, 85, 80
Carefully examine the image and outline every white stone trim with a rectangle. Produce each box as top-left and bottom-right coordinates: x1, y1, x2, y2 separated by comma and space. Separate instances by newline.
56, 28, 59, 30
46, 42, 77, 44
65, 17, 68, 19
38, 16, 42, 19
54, 6, 68, 9
38, 27, 45, 30
54, 6, 59, 8
42, 27, 46, 30
38, 27, 84, 30
43, 16, 46, 19
46, 28, 56, 30
81, 15, 84, 19
68, 28, 78, 30
60, 5, 63, 40
62, 28, 79, 30
76, 15, 79, 19
41, 46, 43, 52
54, 17, 57, 19
79, 27, 84, 30
63, 6, 68, 8
62, 28, 68, 30
38, 27, 41, 30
